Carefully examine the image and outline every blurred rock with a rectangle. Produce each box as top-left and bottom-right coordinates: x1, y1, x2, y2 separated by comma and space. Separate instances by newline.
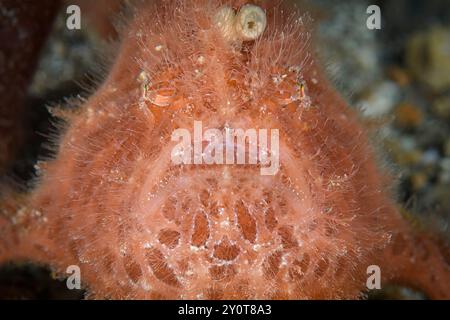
410, 172, 428, 191
360, 81, 401, 118
422, 148, 440, 165
440, 158, 450, 183
387, 66, 411, 87
29, 11, 99, 96
395, 102, 423, 128
432, 95, 450, 120
445, 139, 450, 157
315, 0, 381, 96
406, 26, 450, 93
384, 137, 422, 166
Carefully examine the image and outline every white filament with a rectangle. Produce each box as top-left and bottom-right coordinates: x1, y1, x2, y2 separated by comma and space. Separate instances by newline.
214, 6, 237, 42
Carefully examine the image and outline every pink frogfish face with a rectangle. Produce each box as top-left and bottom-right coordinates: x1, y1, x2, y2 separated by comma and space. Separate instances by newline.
26, 0, 401, 299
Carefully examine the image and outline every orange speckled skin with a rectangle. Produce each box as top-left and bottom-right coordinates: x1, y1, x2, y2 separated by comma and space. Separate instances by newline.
0, 0, 449, 299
